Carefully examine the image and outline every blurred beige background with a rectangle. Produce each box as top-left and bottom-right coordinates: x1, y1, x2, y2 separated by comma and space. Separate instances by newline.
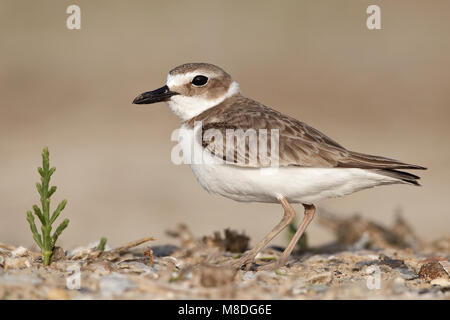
1, 0, 449, 249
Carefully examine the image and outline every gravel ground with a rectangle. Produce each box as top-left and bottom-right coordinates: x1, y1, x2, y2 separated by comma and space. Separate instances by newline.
1, 213, 449, 300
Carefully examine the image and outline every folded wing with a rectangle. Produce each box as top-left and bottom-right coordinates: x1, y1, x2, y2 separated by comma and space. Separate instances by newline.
195, 95, 425, 175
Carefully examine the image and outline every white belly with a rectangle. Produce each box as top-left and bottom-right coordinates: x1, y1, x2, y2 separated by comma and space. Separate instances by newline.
178, 125, 401, 204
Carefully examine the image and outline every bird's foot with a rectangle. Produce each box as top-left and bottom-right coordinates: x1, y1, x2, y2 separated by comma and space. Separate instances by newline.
224, 250, 258, 270
256, 256, 289, 271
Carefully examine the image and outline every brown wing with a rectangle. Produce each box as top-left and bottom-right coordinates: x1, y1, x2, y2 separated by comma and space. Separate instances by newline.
192, 95, 426, 170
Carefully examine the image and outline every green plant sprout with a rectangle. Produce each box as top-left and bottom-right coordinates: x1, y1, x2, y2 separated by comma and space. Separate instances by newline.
26, 147, 69, 265
97, 237, 107, 252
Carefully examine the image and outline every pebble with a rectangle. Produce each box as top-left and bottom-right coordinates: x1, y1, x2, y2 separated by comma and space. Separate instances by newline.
0, 274, 43, 286
290, 280, 306, 295
398, 268, 417, 280
305, 272, 333, 285
430, 278, 450, 288
151, 245, 179, 257
242, 271, 257, 281
4, 257, 31, 270
419, 260, 449, 280
11, 246, 28, 258
355, 260, 377, 267
291, 287, 307, 295
99, 273, 136, 297
378, 254, 407, 269
119, 261, 158, 278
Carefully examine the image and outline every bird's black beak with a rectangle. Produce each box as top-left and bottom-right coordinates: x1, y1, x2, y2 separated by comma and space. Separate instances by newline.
132, 85, 179, 104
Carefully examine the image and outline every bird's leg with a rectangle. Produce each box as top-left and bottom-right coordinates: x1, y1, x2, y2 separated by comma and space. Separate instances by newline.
258, 203, 316, 271
226, 197, 296, 270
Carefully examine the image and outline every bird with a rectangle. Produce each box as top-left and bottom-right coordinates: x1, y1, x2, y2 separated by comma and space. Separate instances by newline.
133, 63, 426, 270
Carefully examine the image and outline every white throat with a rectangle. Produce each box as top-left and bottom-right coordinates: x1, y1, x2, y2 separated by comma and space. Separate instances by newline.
167, 81, 240, 121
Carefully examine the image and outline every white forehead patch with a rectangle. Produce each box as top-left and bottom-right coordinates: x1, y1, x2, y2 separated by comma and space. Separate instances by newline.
166, 71, 215, 88
167, 81, 240, 121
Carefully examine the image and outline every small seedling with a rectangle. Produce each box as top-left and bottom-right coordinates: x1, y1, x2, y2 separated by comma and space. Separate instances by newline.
274, 269, 287, 276
97, 237, 107, 252
26, 147, 69, 265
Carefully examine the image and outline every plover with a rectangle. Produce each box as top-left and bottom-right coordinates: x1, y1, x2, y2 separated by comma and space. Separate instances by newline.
133, 63, 426, 270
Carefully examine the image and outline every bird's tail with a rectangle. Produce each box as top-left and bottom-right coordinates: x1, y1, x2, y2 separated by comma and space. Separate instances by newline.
375, 169, 422, 186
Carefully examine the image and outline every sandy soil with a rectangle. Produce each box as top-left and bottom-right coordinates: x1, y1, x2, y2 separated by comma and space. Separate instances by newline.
1, 213, 448, 300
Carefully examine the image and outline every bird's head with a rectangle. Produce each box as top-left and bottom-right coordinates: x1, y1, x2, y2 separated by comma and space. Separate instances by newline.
133, 63, 240, 121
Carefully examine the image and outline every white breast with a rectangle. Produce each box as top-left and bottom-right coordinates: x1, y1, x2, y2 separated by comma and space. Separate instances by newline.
178, 125, 402, 204
167, 81, 240, 121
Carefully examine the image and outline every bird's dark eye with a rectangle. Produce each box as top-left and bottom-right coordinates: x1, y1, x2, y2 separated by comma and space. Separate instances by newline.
192, 75, 208, 87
